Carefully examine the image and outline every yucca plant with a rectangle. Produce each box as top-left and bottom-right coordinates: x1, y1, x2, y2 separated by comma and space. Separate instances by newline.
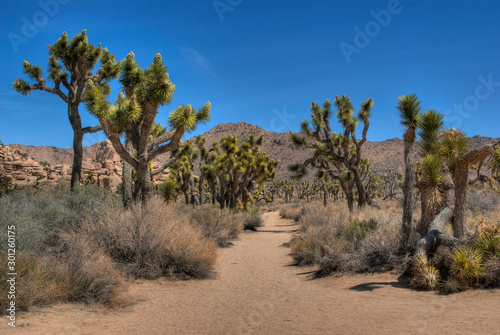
450, 246, 484, 285
411, 254, 441, 290
474, 232, 500, 259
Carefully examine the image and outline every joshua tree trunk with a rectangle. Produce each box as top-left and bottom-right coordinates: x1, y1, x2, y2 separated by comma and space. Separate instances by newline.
134, 161, 153, 201
452, 166, 469, 239
68, 104, 84, 190
402, 130, 417, 248
121, 138, 134, 207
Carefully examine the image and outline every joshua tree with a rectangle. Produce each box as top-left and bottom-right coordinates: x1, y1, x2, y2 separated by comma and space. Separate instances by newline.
84, 52, 210, 201
416, 110, 447, 236
289, 95, 374, 212
201, 134, 278, 209
439, 129, 497, 239
12, 30, 121, 189
168, 141, 199, 204
396, 94, 421, 248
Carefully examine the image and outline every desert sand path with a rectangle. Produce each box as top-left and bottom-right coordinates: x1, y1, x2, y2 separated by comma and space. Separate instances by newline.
6, 211, 500, 335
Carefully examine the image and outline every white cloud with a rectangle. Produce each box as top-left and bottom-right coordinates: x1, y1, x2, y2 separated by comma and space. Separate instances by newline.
180, 47, 217, 79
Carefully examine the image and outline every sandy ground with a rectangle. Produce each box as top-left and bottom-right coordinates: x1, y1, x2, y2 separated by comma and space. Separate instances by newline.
4, 211, 500, 335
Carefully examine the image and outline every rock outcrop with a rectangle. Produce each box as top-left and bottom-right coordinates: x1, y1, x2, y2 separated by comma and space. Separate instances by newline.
0, 141, 170, 191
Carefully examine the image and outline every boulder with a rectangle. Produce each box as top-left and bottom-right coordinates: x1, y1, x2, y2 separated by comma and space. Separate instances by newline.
81, 161, 95, 170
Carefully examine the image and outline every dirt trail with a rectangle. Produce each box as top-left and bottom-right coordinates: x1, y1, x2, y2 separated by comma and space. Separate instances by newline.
7, 212, 500, 335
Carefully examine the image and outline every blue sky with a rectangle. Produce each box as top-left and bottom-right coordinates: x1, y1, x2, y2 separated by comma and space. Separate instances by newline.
1, 0, 499, 148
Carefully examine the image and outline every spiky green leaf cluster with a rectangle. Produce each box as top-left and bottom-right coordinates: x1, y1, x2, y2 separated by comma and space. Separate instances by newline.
22, 60, 43, 80
397, 94, 421, 129
12, 78, 32, 96
358, 98, 374, 122
421, 154, 445, 187
418, 110, 444, 155
335, 95, 355, 128
82, 81, 111, 119
440, 128, 469, 174
109, 92, 142, 130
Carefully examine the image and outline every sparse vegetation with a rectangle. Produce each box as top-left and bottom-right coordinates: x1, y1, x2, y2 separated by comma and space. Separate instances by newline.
289, 201, 407, 275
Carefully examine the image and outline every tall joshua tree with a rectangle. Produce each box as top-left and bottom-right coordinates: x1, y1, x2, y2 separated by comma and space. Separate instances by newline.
289, 95, 374, 212
440, 128, 497, 239
84, 52, 210, 201
396, 94, 421, 248
416, 110, 446, 236
12, 30, 120, 189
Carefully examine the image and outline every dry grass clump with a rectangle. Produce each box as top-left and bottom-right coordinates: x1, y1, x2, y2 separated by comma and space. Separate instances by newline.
0, 248, 127, 314
79, 196, 218, 279
176, 204, 242, 247
279, 202, 304, 222
290, 203, 405, 276
0, 183, 121, 253
242, 206, 264, 231
59, 234, 128, 306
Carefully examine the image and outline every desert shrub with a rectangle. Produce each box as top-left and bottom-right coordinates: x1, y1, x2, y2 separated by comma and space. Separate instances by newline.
79, 196, 217, 279
0, 184, 121, 253
0, 246, 127, 315
242, 206, 263, 231
279, 203, 304, 222
291, 227, 339, 266
59, 234, 127, 306
0, 253, 70, 313
408, 230, 500, 292
290, 203, 407, 276
356, 211, 405, 272
179, 204, 242, 247
479, 256, 500, 288
0, 173, 12, 197
336, 218, 377, 248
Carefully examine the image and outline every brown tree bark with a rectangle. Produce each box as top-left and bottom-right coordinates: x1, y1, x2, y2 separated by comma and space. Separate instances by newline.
402, 128, 417, 248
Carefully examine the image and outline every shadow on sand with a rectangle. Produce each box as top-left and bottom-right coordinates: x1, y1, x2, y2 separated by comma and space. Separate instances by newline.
349, 274, 410, 291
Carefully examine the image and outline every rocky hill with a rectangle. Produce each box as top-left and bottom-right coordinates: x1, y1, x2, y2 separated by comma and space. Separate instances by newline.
2, 122, 498, 188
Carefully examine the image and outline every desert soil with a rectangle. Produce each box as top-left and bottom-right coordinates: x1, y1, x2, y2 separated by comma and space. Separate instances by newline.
5, 211, 500, 335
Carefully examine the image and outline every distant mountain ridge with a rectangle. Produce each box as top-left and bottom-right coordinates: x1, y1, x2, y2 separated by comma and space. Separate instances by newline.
6, 122, 499, 181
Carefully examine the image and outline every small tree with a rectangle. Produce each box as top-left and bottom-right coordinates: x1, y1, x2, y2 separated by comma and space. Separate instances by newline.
13, 30, 120, 189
